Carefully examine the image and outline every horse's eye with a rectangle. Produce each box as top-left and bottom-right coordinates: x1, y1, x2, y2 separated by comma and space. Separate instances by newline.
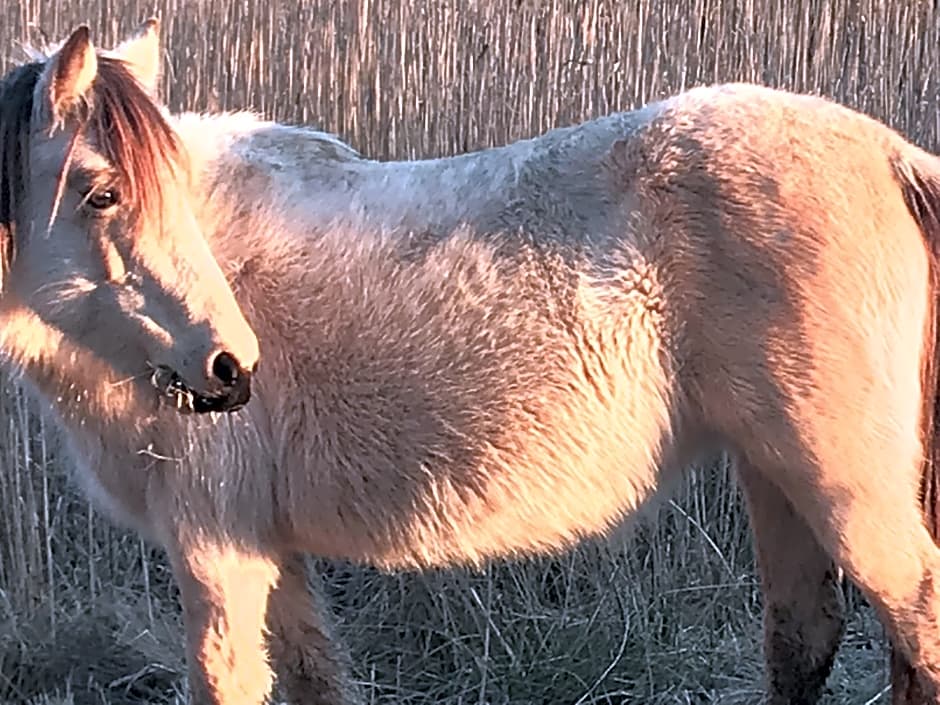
86, 188, 120, 210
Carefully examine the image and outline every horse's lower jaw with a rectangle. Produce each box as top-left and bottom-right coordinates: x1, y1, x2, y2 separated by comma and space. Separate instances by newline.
157, 386, 250, 415
190, 392, 249, 414
150, 365, 251, 414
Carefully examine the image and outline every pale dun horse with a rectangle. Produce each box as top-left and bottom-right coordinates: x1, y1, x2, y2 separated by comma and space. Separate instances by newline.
5, 20, 940, 705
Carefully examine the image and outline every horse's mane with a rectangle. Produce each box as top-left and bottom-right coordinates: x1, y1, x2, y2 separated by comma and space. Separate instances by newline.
0, 61, 42, 270
0, 53, 183, 267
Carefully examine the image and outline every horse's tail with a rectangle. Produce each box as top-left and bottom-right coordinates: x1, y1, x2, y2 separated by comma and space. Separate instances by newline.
889, 146, 940, 697
893, 149, 940, 541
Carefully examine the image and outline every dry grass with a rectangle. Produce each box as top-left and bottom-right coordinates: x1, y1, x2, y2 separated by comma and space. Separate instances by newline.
1, 0, 938, 703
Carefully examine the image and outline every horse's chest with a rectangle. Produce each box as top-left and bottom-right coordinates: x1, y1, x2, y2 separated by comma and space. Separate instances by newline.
66, 433, 154, 536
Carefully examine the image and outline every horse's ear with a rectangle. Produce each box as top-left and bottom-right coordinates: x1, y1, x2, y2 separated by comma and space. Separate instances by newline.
37, 25, 97, 125
113, 18, 162, 95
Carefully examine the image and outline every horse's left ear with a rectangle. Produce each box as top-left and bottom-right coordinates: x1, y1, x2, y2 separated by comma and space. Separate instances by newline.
37, 25, 98, 125
113, 18, 162, 95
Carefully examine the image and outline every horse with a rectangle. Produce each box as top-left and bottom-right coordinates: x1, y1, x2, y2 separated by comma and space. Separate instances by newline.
6, 20, 940, 705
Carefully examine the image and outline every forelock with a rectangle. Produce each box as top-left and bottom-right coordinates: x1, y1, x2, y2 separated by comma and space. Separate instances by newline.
85, 55, 184, 216
0, 52, 184, 229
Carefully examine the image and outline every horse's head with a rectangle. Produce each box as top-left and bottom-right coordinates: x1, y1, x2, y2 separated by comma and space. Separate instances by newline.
0, 21, 259, 414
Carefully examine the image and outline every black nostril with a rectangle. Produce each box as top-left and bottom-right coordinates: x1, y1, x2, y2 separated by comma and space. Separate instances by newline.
211, 351, 240, 387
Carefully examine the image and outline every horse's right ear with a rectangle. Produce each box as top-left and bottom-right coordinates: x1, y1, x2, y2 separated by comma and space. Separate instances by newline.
36, 25, 97, 126
112, 18, 162, 95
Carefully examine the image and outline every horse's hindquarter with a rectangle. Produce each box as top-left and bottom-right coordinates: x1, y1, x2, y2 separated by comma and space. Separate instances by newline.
639, 85, 932, 502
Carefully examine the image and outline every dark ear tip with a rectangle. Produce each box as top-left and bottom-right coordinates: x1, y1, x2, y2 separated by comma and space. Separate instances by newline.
72, 25, 91, 42
59, 25, 92, 55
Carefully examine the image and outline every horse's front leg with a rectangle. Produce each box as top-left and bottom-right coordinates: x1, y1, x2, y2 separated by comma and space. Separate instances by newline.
167, 535, 281, 705
266, 554, 361, 705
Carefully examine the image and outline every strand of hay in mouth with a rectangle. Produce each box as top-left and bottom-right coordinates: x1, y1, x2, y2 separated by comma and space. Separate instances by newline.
149, 364, 196, 413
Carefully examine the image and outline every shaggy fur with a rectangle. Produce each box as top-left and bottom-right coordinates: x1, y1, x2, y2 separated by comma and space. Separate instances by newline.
8, 21, 940, 705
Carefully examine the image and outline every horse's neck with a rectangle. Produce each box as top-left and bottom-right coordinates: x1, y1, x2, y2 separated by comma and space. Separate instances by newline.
174, 110, 535, 236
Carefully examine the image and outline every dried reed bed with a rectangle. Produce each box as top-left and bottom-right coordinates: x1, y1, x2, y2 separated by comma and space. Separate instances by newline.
0, 1, 938, 703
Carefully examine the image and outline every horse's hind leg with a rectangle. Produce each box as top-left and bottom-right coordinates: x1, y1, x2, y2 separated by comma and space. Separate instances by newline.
746, 434, 940, 704
736, 461, 845, 704
266, 554, 360, 705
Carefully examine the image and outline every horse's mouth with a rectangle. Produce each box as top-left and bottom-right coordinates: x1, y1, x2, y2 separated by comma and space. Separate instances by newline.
149, 365, 251, 414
